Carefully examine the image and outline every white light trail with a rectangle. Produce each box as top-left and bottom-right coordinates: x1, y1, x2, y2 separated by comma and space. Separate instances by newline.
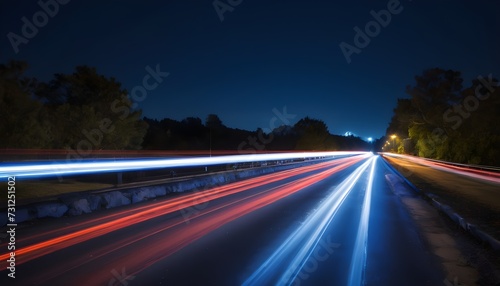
243, 155, 375, 286
348, 155, 377, 285
0, 152, 368, 178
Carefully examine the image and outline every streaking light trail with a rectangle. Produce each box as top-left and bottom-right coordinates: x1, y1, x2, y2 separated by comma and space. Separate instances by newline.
348, 155, 377, 285
1, 155, 369, 285
0, 156, 366, 267
0, 153, 449, 285
243, 154, 376, 286
0, 151, 367, 178
382, 153, 500, 184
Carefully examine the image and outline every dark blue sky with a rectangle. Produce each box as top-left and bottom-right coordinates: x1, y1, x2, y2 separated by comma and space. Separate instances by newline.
1, 0, 499, 140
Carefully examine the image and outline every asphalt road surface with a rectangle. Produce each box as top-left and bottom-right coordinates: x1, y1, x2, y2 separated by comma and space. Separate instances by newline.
0, 154, 445, 285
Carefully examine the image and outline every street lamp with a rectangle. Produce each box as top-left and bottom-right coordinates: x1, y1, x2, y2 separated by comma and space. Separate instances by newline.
390, 134, 397, 152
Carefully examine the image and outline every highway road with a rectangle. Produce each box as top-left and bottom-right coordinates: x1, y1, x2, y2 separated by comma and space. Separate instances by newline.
0, 154, 445, 285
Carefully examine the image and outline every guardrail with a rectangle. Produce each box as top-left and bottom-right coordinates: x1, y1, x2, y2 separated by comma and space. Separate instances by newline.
422, 157, 500, 172
0, 151, 367, 179
380, 152, 500, 174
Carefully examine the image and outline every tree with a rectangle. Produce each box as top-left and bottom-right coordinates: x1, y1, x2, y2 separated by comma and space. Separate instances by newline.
386, 98, 414, 138
408, 68, 462, 126
205, 114, 224, 129
387, 68, 500, 165
452, 78, 500, 165
386, 69, 462, 157
293, 117, 333, 150
0, 61, 52, 148
34, 65, 148, 150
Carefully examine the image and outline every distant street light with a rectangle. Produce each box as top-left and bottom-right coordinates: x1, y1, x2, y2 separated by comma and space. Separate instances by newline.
391, 134, 397, 152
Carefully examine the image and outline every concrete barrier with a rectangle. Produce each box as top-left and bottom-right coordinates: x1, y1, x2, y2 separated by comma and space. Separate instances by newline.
15, 208, 35, 224
67, 199, 91, 216
131, 188, 155, 203
36, 202, 68, 218
88, 195, 102, 211
102, 191, 131, 209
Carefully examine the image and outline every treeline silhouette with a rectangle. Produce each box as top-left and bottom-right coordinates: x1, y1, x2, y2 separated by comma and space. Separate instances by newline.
1, 61, 370, 152
142, 115, 371, 151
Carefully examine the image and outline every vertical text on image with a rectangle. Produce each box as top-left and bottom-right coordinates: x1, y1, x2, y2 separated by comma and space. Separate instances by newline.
6, 176, 17, 279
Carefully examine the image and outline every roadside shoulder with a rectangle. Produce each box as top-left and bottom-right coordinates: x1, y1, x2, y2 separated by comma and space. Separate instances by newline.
385, 173, 480, 286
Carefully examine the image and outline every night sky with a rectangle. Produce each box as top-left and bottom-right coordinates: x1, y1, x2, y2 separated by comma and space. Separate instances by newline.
1, 0, 499, 140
